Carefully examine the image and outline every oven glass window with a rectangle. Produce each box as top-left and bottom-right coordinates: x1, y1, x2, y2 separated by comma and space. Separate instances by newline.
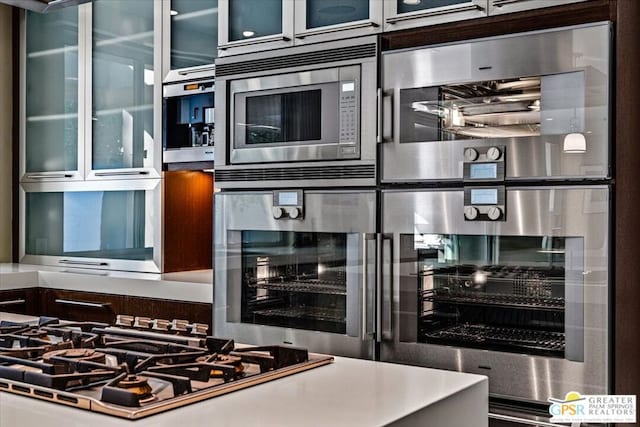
306, 0, 370, 29
240, 231, 348, 334
244, 90, 322, 144
399, 73, 585, 143
398, 233, 584, 360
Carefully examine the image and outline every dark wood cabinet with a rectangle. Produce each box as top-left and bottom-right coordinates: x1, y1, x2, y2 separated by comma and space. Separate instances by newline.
0, 288, 39, 315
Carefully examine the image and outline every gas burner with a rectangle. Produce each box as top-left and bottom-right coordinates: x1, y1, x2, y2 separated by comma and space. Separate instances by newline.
115, 375, 156, 403
20, 329, 50, 340
198, 353, 245, 376
42, 348, 107, 364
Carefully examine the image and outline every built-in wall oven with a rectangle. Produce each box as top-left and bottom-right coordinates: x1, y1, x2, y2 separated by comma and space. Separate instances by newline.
214, 36, 377, 189
380, 22, 611, 184
214, 189, 376, 359
379, 185, 610, 403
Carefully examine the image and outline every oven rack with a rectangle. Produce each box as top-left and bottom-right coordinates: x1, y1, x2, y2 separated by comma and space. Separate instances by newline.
248, 280, 347, 296
422, 324, 565, 354
421, 289, 565, 311
251, 307, 346, 323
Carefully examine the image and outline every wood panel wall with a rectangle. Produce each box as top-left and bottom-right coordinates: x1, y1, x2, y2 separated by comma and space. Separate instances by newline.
163, 171, 214, 272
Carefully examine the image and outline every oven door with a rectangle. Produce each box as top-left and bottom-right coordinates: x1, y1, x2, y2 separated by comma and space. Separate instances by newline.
380, 22, 610, 183
379, 186, 610, 403
214, 190, 376, 359
229, 66, 360, 165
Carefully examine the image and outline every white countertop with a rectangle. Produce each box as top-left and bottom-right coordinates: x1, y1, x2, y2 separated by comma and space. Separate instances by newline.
0, 357, 487, 427
0, 263, 212, 303
0, 312, 488, 426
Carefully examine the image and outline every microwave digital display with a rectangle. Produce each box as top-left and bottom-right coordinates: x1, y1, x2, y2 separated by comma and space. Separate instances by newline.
469, 163, 498, 180
471, 188, 498, 205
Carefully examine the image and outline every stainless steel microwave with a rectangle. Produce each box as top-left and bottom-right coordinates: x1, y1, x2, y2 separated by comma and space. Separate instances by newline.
215, 36, 378, 189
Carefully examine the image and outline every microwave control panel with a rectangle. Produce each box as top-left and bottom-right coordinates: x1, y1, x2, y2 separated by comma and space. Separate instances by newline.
463, 145, 506, 182
339, 80, 358, 154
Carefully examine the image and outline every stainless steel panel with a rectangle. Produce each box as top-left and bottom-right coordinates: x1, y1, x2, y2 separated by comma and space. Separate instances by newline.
214, 190, 376, 359
383, 0, 487, 32
163, 146, 214, 163
489, 0, 590, 16
381, 23, 611, 183
380, 186, 610, 403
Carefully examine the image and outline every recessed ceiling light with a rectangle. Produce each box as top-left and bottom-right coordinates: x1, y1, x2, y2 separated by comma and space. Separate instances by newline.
242, 30, 255, 38
403, 0, 421, 5
170, 10, 179, 16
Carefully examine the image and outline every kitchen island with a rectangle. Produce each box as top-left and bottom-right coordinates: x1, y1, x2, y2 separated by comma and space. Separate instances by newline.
0, 312, 488, 427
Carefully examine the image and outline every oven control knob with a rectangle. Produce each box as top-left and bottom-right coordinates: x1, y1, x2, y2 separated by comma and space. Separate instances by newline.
464, 147, 479, 162
487, 207, 503, 221
272, 207, 284, 219
464, 206, 479, 220
287, 207, 301, 219
152, 319, 170, 332
487, 146, 502, 161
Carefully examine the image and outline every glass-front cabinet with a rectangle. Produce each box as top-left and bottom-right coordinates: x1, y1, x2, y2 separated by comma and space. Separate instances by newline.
21, 7, 82, 182
20, 180, 161, 273
163, 0, 218, 82
88, 0, 161, 179
488, 0, 591, 16
218, 0, 382, 56
382, 0, 488, 32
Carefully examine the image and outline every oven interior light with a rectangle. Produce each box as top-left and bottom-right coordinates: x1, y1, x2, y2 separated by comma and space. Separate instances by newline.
317, 264, 326, 275
242, 30, 255, 38
563, 132, 586, 153
170, 9, 179, 16
472, 270, 488, 285
403, 0, 421, 4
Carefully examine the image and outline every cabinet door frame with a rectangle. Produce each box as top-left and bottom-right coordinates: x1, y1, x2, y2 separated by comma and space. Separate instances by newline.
382, 0, 488, 33
19, 178, 163, 273
488, 0, 591, 16
19, 8, 85, 183
84, 0, 163, 181
293, 0, 383, 45
217, 0, 294, 57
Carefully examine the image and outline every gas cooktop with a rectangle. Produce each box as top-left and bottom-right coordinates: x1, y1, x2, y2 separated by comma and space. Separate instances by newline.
0, 316, 333, 419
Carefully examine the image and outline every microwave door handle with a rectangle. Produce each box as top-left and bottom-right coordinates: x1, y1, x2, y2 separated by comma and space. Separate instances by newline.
377, 234, 393, 342
380, 90, 394, 143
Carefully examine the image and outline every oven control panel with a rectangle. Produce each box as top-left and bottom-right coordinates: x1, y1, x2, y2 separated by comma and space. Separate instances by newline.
339, 80, 358, 154
272, 190, 304, 220
463, 186, 506, 221
463, 145, 506, 182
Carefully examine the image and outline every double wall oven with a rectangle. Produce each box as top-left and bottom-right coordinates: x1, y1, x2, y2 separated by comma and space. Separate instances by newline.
214, 36, 378, 188
378, 22, 612, 405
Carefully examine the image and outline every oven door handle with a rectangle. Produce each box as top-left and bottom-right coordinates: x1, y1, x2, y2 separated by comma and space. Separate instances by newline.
362, 234, 377, 340
377, 234, 393, 342
379, 90, 394, 143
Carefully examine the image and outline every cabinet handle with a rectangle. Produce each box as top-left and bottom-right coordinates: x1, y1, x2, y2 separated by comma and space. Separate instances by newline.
385, 4, 484, 24
25, 173, 74, 179
0, 299, 26, 306
492, 0, 532, 6
178, 65, 216, 76
61, 269, 109, 276
295, 21, 379, 39
54, 299, 110, 309
93, 171, 150, 177
381, 90, 394, 143
59, 260, 109, 267
218, 34, 291, 50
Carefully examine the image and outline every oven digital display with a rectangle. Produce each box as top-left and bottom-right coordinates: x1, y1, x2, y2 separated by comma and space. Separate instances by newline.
469, 163, 498, 180
342, 82, 355, 92
278, 192, 299, 206
471, 188, 498, 205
